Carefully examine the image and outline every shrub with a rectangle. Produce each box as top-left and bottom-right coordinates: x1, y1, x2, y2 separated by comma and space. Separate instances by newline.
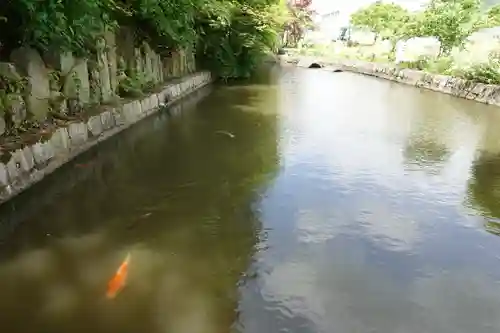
397, 59, 428, 70
0, 0, 287, 79
424, 56, 454, 74
453, 60, 500, 84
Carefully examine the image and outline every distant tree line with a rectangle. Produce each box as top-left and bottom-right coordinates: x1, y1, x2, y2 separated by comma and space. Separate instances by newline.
350, 0, 500, 53
0, 0, 290, 79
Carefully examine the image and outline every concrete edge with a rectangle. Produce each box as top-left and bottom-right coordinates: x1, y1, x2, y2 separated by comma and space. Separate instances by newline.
282, 55, 500, 108
0, 71, 212, 205
331, 61, 500, 107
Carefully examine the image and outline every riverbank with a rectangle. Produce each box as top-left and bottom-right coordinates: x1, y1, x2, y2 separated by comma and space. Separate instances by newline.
282, 55, 500, 107
0, 71, 211, 205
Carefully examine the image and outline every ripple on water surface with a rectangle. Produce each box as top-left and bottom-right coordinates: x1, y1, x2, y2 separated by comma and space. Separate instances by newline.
2, 67, 500, 333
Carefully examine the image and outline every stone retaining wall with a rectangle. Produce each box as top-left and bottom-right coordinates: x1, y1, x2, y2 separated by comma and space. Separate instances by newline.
0, 71, 211, 204
0, 28, 197, 134
332, 59, 500, 107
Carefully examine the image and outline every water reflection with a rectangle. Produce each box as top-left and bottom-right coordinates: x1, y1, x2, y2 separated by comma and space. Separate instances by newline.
3, 66, 500, 333
468, 153, 500, 214
465, 102, 500, 235
236, 68, 500, 333
0, 70, 280, 333
401, 100, 452, 174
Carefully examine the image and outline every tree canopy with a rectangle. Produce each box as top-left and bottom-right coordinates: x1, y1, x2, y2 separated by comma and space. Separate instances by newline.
282, 0, 315, 47
406, 0, 483, 52
350, 1, 410, 40
0, 0, 289, 79
350, 0, 500, 53
482, 3, 500, 27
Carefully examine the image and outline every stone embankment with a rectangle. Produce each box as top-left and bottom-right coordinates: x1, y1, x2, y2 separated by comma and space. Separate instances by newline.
0, 72, 211, 204
289, 56, 500, 107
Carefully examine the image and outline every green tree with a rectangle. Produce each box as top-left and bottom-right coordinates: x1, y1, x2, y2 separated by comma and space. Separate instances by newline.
350, 1, 410, 41
195, 0, 288, 78
0, 0, 287, 79
403, 0, 483, 53
478, 3, 500, 27
282, 3, 315, 47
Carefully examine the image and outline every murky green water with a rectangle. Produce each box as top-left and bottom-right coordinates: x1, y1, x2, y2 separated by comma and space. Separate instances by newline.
2, 66, 500, 333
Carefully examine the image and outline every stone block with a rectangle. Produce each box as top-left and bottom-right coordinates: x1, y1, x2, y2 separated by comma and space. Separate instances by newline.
50, 128, 70, 154
10, 47, 51, 121
43, 141, 55, 160
100, 110, 114, 130
68, 122, 88, 146
104, 30, 118, 95
43, 50, 72, 71
164, 86, 173, 100
485, 86, 500, 105
157, 54, 164, 82
141, 97, 150, 113
470, 84, 487, 103
46, 52, 90, 103
24, 147, 35, 170
465, 83, 486, 101
150, 94, 159, 110
87, 115, 103, 137
134, 48, 143, 75
157, 92, 166, 106
453, 79, 470, 98
31, 141, 55, 166
437, 77, 453, 94
112, 107, 125, 126
89, 68, 101, 104
73, 59, 90, 103
123, 101, 141, 123
6, 158, 19, 181
11, 148, 33, 173
134, 100, 142, 116
30, 142, 45, 165
401, 69, 422, 85
146, 97, 153, 112
122, 102, 134, 123
95, 37, 113, 103
143, 43, 155, 82
166, 86, 174, 99
143, 97, 153, 114
148, 96, 156, 111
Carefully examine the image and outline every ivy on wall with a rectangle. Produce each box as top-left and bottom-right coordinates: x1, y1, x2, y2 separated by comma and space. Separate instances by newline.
0, 0, 288, 79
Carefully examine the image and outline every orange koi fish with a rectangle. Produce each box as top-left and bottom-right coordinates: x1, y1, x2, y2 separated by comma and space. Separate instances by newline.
106, 253, 131, 299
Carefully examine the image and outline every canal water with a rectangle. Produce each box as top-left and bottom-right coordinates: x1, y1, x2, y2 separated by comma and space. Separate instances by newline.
2, 65, 500, 333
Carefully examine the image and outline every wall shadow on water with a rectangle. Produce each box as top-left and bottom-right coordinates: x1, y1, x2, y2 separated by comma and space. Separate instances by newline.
0, 68, 281, 333
0, 87, 214, 242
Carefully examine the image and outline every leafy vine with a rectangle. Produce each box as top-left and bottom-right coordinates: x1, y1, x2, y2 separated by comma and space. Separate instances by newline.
0, 0, 288, 79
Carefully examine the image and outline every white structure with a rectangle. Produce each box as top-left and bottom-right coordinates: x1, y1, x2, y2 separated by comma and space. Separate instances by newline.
350, 29, 376, 45
457, 27, 500, 65
309, 9, 349, 43
315, 10, 341, 41
395, 37, 441, 63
